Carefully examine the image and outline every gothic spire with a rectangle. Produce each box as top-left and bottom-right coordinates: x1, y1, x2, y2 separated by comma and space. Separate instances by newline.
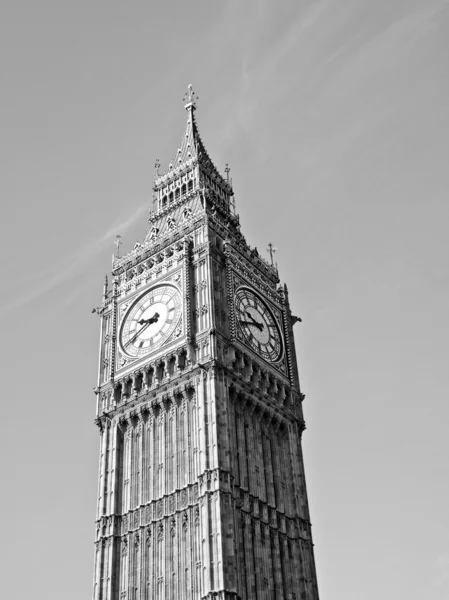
153, 85, 232, 196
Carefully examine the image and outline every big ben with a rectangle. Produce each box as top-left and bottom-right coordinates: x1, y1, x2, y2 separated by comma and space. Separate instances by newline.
92, 85, 320, 600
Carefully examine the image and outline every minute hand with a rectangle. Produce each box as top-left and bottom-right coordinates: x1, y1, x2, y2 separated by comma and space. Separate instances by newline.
127, 312, 160, 346
127, 322, 151, 345
245, 310, 262, 323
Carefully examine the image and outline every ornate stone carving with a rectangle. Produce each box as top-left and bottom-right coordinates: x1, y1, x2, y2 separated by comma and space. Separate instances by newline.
121, 537, 128, 556
182, 207, 193, 221
149, 226, 159, 241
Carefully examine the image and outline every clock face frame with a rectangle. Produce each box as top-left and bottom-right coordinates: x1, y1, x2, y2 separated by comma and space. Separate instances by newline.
234, 287, 283, 363
119, 284, 182, 359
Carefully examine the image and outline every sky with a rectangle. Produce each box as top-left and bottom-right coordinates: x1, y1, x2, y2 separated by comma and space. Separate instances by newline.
1, 1, 449, 598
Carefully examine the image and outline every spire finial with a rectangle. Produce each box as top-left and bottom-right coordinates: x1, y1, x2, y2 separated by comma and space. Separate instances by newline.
114, 234, 123, 258
103, 274, 109, 300
225, 163, 230, 181
154, 158, 160, 176
267, 242, 277, 266
183, 84, 198, 110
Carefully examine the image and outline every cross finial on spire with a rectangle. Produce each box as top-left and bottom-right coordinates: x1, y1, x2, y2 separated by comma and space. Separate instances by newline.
183, 84, 198, 110
114, 234, 123, 258
154, 158, 160, 176
225, 163, 231, 181
267, 242, 277, 266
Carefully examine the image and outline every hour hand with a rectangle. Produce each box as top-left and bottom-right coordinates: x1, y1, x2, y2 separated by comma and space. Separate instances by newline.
127, 312, 160, 345
240, 319, 264, 331
138, 312, 160, 326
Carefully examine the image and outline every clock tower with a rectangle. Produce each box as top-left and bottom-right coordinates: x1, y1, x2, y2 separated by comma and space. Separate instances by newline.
93, 86, 320, 600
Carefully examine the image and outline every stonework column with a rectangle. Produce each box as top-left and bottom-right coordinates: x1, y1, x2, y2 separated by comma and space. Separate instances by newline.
106, 535, 115, 600
269, 531, 281, 600
97, 421, 110, 520
197, 372, 208, 474
93, 541, 102, 600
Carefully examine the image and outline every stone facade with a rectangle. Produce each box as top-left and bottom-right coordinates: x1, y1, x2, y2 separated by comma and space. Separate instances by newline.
92, 86, 319, 600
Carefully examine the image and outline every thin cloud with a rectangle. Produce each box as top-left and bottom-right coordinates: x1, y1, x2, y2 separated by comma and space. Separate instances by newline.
435, 553, 449, 589
94, 203, 148, 249
0, 203, 147, 313
224, 0, 446, 142
325, 0, 447, 79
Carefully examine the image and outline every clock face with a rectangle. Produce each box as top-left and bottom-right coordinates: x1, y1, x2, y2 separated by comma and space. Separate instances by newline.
120, 284, 182, 358
234, 287, 282, 362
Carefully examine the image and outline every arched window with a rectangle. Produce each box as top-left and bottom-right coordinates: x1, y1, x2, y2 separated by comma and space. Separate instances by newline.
188, 180, 193, 192
169, 192, 174, 203
162, 195, 167, 208
114, 384, 122, 403
123, 379, 131, 399
181, 184, 186, 196
134, 373, 143, 393
175, 188, 180, 200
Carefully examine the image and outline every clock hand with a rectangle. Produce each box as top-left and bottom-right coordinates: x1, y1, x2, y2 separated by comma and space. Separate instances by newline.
127, 322, 150, 345
138, 312, 160, 326
245, 310, 261, 324
240, 319, 264, 331
127, 312, 160, 345
244, 311, 264, 328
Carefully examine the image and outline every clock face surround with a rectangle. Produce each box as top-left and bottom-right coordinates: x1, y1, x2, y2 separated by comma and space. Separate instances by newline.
234, 287, 283, 363
120, 284, 182, 359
